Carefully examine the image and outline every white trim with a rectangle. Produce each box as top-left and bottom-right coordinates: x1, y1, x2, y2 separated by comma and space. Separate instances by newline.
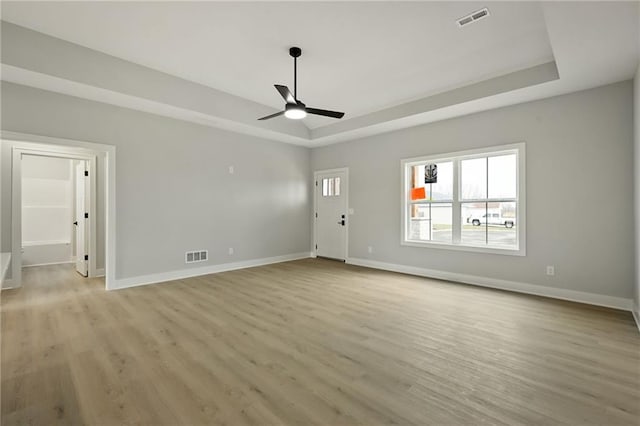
23, 261, 74, 268
0, 253, 11, 288
22, 240, 71, 247
400, 142, 526, 256
633, 304, 640, 333
22, 205, 72, 209
95, 268, 105, 277
401, 239, 525, 256
111, 252, 311, 291
313, 167, 349, 260
347, 257, 633, 312
2, 279, 17, 290
2, 131, 116, 291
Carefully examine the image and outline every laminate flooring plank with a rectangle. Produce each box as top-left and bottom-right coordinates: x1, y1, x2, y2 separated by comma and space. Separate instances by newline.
2, 260, 638, 425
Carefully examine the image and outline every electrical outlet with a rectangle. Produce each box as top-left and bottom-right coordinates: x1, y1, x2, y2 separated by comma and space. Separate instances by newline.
228, 166, 234, 174
367, 246, 373, 254
228, 247, 234, 255
546, 265, 555, 276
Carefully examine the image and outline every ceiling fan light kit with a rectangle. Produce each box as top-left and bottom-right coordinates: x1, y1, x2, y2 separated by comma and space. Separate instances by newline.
258, 46, 345, 121
284, 103, 307, 119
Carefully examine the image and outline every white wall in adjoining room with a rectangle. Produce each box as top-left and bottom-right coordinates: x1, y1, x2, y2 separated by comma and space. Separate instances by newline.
1, 81, 312, 285
312, 81, 634, 303
21, 154, 74, 266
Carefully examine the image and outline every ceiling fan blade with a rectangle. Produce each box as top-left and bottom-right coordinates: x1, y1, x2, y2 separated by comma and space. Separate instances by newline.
274, 85, 296, 104
305, 107, 345, 119
257, 110, 285, 120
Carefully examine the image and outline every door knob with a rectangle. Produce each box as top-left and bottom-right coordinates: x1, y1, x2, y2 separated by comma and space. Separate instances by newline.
73, 221, 78, 226
337, 219, 345, 226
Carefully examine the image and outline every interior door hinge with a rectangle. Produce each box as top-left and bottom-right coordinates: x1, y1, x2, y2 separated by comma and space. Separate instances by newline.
84, 170, 89, 177
315, 181, 318, 186
84, 255, 89, 261
315, 212, 318, 218
84, 212, 89, 219
315, 244, 317, 249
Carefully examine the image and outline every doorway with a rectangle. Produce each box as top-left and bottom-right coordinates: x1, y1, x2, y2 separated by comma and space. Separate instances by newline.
2, 132, 116, 290
20, 155, 91, 276
8, 142, 100, 288
314, 168, 348, 261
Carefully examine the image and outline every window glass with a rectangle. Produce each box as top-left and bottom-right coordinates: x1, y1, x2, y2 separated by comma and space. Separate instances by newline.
461, 158, 487, 200
402, 144, 523, 254
461, 202, 487, 245
488, 154, 516, 199
408, 204, 430, 241
322, 177, 341, 197
487, 202, 517, 248
430, 162, 453, 201
431, 203, 452, 243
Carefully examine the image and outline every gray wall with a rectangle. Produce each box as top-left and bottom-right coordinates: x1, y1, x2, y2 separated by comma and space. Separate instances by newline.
2, 79, 635, 301
1, 82, 311, 280
312, 81, 634, 299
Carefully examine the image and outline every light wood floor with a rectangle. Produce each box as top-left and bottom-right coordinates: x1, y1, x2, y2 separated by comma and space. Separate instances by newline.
2, 259, 639, 425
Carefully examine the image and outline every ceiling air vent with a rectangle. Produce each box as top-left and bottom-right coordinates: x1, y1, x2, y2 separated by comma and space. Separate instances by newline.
457, 8, 490, 27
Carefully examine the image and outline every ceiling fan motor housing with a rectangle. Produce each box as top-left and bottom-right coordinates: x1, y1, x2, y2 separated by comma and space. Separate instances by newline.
289, 47, 302, 58
286, 101, 305, 109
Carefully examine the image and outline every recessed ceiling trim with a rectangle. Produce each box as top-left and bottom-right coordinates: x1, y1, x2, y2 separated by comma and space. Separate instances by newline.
312, 61, 559, 141
0, 64, 311, 146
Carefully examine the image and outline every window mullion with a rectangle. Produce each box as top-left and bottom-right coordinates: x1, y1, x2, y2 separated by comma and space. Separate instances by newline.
485, 157, 489, 245
452, 159, 461, 244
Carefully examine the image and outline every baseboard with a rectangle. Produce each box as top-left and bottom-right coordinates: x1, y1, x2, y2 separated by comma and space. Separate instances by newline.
633, 306, 640, 333
1, 252, 11, 288
110, 252, 312, 291
347, 257, 634, 312
23, 260, 74, 268
94, 268, 105, 277
1, 279, 17, 290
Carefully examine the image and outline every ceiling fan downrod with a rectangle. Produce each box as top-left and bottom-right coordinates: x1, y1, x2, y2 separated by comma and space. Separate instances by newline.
290, 46, 302, 101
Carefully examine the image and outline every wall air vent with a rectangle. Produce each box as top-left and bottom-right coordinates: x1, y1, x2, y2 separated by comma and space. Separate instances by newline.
185, 250, 208, 264
457, 8, 490, 27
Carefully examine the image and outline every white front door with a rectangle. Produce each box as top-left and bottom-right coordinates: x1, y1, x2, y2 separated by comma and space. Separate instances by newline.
315, 170, 347, 260
74, 162, 88, 277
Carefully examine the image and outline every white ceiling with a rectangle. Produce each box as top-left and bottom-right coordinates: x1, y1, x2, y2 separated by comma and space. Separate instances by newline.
1, 1, 638, 145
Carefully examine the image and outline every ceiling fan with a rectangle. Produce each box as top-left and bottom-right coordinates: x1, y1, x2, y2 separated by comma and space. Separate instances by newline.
258, 47, 345, 121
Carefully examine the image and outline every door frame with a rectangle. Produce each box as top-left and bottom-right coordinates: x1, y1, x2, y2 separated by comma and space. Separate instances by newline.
3, 131, 116, 290
312, 167, 349, 260
74, 160, 90, 276
13, 149, 96, 285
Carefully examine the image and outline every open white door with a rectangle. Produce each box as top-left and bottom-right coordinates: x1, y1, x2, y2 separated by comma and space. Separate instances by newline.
74, 162, 88, 277
315, 169, 348, 261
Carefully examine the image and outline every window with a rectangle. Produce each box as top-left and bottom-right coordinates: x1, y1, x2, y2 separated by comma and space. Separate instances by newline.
322, 177, 341, 197
401, 143, 525, 255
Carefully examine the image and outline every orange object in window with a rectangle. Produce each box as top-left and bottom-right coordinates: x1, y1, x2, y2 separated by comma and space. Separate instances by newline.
411, 187, 426, 200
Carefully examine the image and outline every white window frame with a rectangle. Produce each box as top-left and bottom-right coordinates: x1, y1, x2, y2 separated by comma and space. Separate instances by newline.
401, 142, 526, 256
